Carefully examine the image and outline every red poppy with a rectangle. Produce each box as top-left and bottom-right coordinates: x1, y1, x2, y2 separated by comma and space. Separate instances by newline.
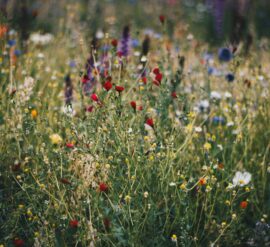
60, 178, 71, 185
13, 239, 24, 247
81, 75, 89, 84
91, 94, 99, 102
141, 77, 147, 84
146, 118, 154, 128
103, 81, 113, 91
159, 15, 165, 24
99, 182, 108, 192
171, 92, 177, 98
115, 86, 124, 92
153, 68, 160, 75
69, 219, 79, 228
155, 73, 162, 82
66, 143, 74, 148
240, 201, 248, 209
130, 101, 136, 110
111, 39, 118, 47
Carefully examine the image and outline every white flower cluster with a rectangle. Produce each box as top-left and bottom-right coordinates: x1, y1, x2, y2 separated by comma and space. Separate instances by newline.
29, 33, 54, 45
16, 77, 35, 105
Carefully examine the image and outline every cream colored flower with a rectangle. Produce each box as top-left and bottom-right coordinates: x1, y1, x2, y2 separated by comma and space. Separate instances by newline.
50, 134, 62, 145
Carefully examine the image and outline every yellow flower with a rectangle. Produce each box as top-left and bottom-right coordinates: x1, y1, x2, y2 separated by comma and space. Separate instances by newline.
31, 109, 38, 119
50, 134, 62, 145
171, 234, 177, 242
187, 111, 196, 119
180, 183, 186, 190
124, 195, 131, 204
225, 200, 231, 206
221, 222, 227, 228
185, 123, 193, 133
18, 204, 24, 209
34, 232, 39, 237
203, 142, 211, 151
40, 184, 45, 189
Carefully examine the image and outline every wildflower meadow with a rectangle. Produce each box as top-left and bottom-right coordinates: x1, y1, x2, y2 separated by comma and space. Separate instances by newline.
0, 1, 270, 246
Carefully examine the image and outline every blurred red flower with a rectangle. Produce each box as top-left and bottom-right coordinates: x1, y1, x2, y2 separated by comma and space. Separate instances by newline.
91, 94, 99, 102
69, 219, 79, 228
103, 81, 113, 91
13, 239, 24, 247
99, 182, 108, 192
171, 92, 177, 98
240, 201, 248, 209
146, 118, 154, 128
159, 15, 165, 24
130, 101, 136, 110
66, 143, 74, 148
111, 39, 118, 47
115, 86, 124, 92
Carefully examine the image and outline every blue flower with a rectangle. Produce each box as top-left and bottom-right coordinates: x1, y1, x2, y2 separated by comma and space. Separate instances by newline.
14, 50, 22, 56
132, 39, 140, 48
207, 67, 214, 75
212, 116, 226, 125
225, 73, 235, 82
69, 60, 76, 68
218, 48, 232, 62
8, 40, 16, 47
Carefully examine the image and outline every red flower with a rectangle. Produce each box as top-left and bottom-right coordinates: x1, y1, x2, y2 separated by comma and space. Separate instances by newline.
155, 73, 163, 82
69, 219, 79, 228
91, 93, 99, 102
138, 106, 143, 111
171, 92, 177, 98
86, 105, 94, 112
111, 39, 118, 47
117, 51, 123, 57
141, 77, 147, 84
153, 68, 160, 75
103, 81, 113, 91
240, 201, 248, 209
81, 75, 89, 84
103, 218, 111, 230
99, 182, 108, 192
115, 86, 124, 92
146, 118, 154, 128
159, 15, 165, 24
66, 143, 74, 148
13, 239, 24, 247
60, 178, 71, 185
130, 101, 136, 110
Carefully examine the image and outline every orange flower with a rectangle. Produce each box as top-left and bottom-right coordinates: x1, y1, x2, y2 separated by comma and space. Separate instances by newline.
240, 201, 248, 209
31, 109, 38, 119
199, 177, 207, 186
0, 25, 8, 38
